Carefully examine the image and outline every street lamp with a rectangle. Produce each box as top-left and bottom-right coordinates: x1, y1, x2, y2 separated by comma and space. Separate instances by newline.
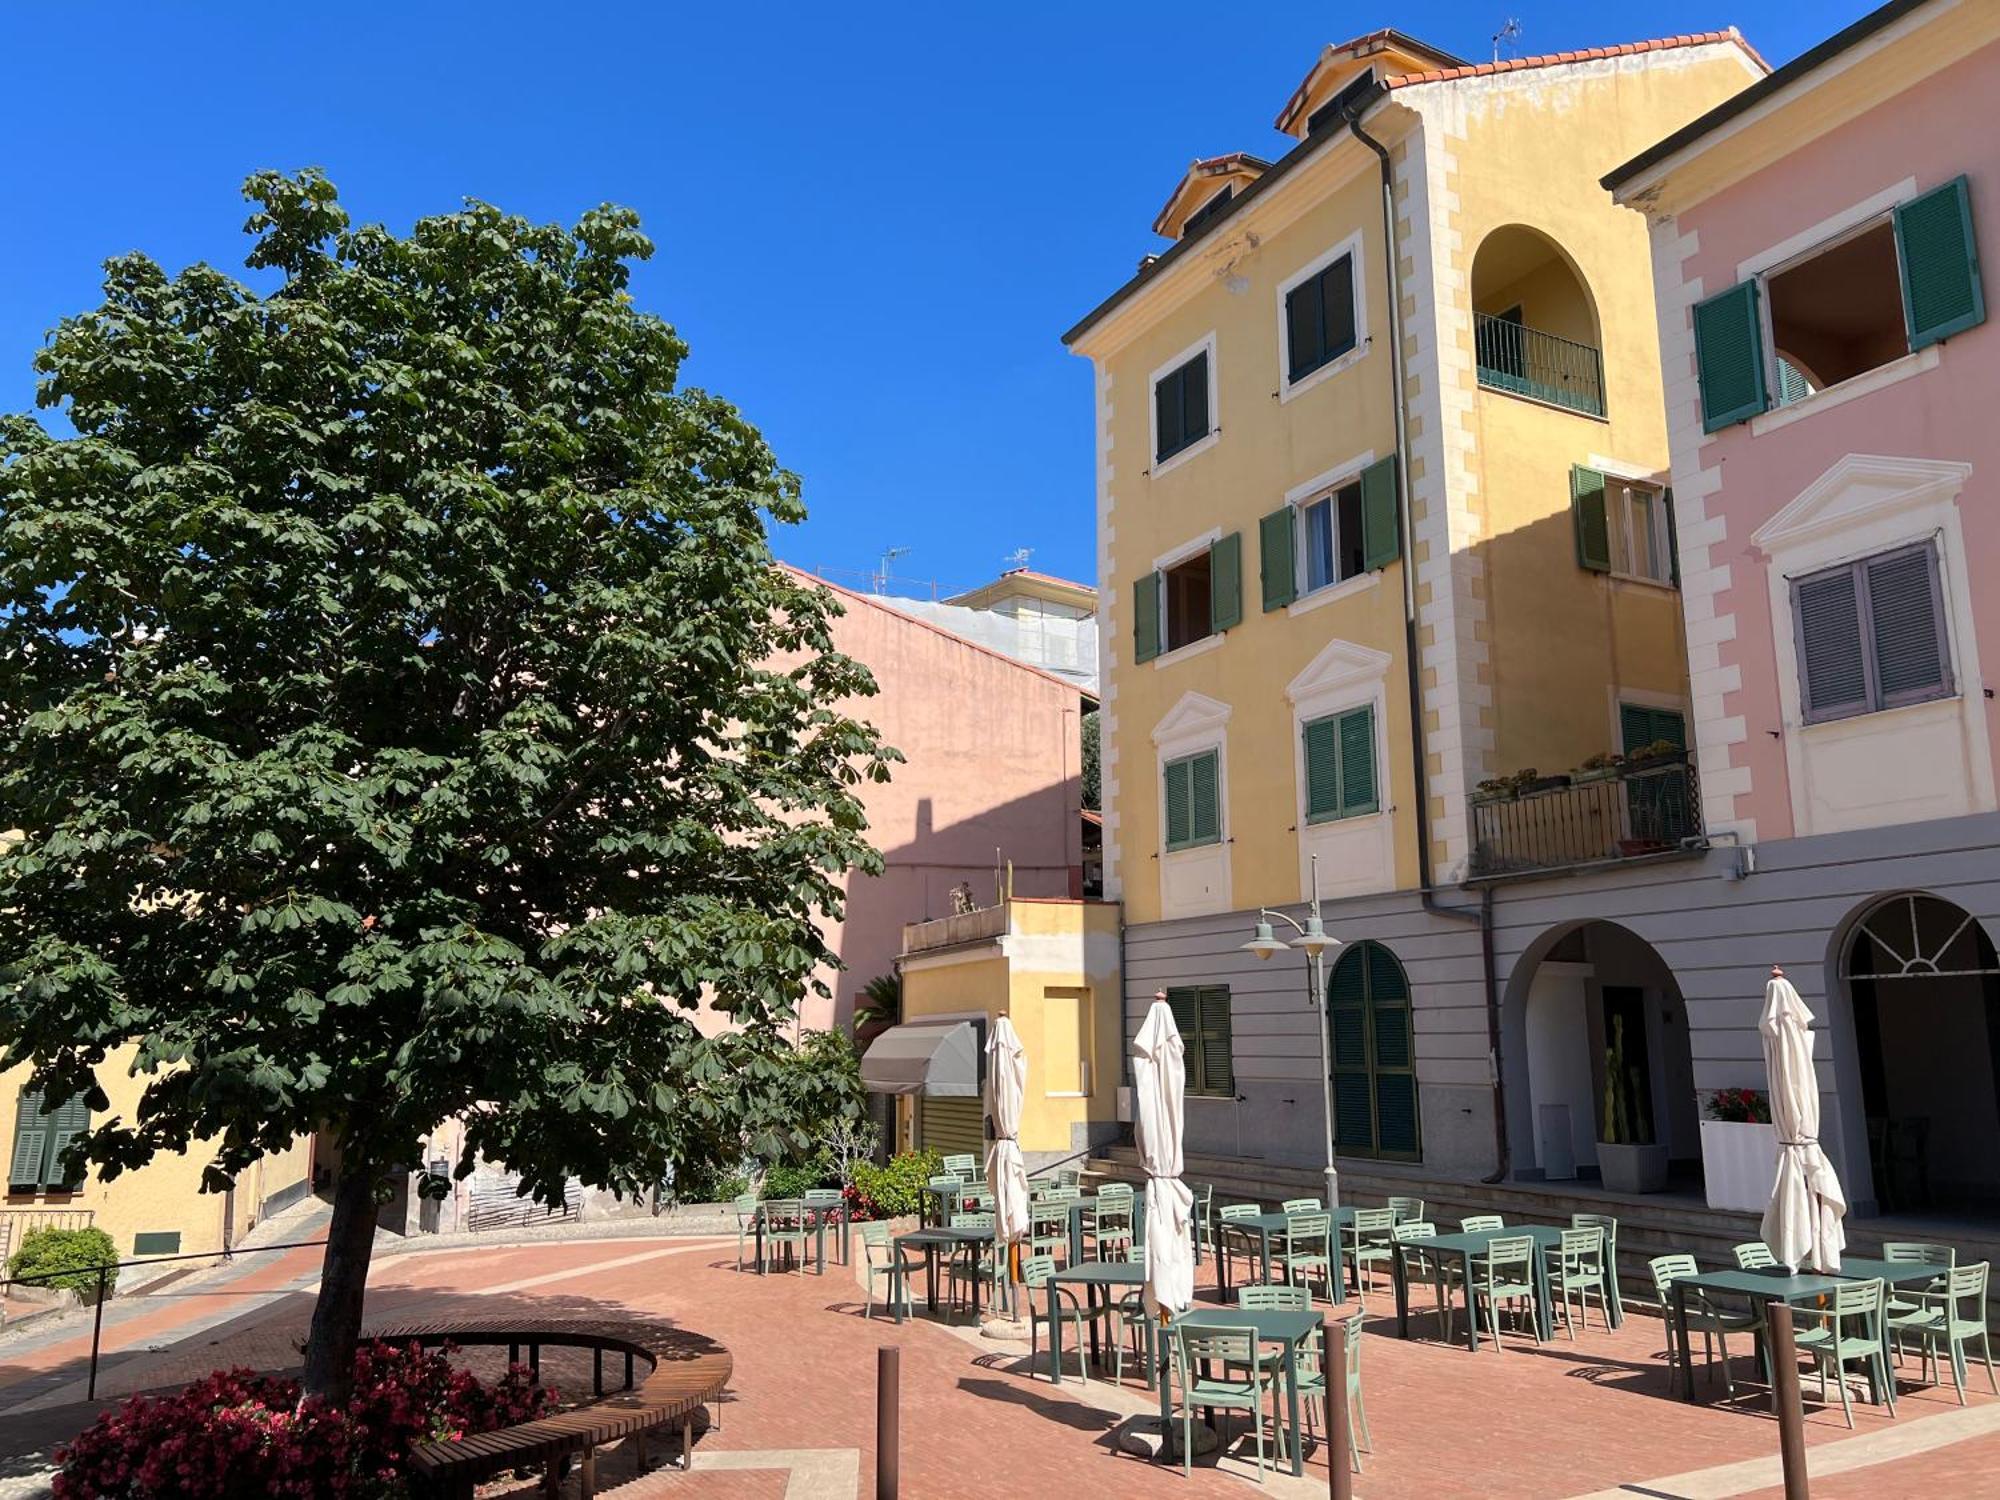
1239, 852, 1344, 1213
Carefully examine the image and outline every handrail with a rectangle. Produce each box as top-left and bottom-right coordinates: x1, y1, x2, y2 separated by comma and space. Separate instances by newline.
1474, 312, 1606, 417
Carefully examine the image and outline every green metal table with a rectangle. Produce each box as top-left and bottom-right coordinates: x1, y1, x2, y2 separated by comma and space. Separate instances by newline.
1155, 1305, 1321, 1478
1390, 1224, 1562, 1351
751, 1203, 827, 1276
889, 1226, 997, 1323
1215, 1207, 1351, 1304
1044, 1260, 1150, 1387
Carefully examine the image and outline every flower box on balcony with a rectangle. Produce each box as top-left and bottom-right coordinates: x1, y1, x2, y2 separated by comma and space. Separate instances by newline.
1701, 1120, 1777, 1213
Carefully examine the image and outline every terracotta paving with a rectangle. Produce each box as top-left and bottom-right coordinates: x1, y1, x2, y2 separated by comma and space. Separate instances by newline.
6, 1229, 2000, 1497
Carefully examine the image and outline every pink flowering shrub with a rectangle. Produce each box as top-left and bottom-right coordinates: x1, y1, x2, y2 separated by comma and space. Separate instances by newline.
54, 1341, 557, 1499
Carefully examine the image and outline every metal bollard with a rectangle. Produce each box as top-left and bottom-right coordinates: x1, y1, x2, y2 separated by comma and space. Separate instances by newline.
1766, 1302, 1810, 1500
1324, 1319, 1353, 1500
88, 1266, 109, 1401
876, 1345, 901, 1499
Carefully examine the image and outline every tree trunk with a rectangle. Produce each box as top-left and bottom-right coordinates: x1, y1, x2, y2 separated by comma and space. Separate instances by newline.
301, 1165, 380, 1404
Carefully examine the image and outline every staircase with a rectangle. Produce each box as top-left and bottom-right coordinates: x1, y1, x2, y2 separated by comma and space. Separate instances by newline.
1085, 1146, 2000, 1315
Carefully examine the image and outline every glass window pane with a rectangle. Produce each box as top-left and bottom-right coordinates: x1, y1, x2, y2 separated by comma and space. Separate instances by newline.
1303, 498, 1335, 592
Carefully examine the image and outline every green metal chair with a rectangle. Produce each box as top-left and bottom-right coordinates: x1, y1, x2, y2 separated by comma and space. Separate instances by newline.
1280, 1197, 1322, 1214
1038, 1183, 1082, 1202
1570, 1213, 1621, 1309
925, 1174, 965, 1225
802, 1188, 844, 1264
732, 1193, 760, 1272
946, 1211, 999, 1311
1732, 1241, 1778, 1269
941, 1152, 977, 1180
1345, 1208, 1397, 1296
859, 1221, 912, 1320
1056, 1167, 1082, 1189
1292, 1306, 1369, 1475
1280, 1212, 1335, 1302
1191, 1182, 1216, 1262
1219, 1203, 1262, 1287
759, 1198, 810, 1274
1648, 1253, 1763, 1398
1109, 1243, 1153, 1386
1554, 1225, 1613, 1337
1882, 1241, 1956, 1332
1029, 1200, 1071, 1266
1793, 1278, 1895, 1428
1237, 1283, 1309, 1312
1090, 1183, 1136, 1262
1392, 1221, 1455, 1338
1023, 1253, 1111, 1383
1469, 1234, 1543, 1350
1460, 1214, 1505, 1233
1171, 1323, 1275, 1482
1387, 1195, 1425, 1224
1886, 1261, 1995, 1405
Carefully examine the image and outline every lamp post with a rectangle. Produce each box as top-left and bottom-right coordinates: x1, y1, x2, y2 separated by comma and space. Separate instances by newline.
1240, 852, 1344, 1213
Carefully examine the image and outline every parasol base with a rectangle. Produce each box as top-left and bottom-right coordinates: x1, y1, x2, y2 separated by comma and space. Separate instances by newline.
1117, 1415, 1219, 1461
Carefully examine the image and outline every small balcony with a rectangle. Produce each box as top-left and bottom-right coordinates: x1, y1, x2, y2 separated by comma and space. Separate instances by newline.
1475, 314, 1606, 417
1468, 752, 1701, 880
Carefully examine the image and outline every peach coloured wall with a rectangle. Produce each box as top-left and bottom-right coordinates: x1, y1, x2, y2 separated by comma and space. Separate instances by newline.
799, 579, 1084, 1032
1672, 40, 2000, 838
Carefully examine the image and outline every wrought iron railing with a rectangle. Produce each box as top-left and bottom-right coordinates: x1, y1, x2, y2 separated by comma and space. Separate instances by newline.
1468, 753, 1700, 879
1474, 313, 1606, 417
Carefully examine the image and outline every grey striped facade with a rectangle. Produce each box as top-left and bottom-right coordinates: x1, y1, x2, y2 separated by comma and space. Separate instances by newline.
1122, 810, 2000, 1215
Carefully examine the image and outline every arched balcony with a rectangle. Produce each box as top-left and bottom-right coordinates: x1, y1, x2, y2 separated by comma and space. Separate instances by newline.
1471, 225, 1606, 417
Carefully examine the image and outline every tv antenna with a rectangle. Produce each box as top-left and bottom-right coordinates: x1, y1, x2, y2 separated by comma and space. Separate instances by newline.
873, 545, 910, 594
1004, 547, 1034, 570
1492, 17, 1522, 62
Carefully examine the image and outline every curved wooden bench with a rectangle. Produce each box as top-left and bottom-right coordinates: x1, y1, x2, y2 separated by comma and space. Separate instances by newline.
370, 1317, 732, 1499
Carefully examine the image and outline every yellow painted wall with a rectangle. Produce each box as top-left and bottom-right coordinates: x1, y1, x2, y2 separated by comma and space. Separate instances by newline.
1, 1051, 314, 1265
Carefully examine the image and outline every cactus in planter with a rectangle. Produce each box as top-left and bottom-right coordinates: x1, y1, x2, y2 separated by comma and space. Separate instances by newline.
1600, 1015, 1653, 1146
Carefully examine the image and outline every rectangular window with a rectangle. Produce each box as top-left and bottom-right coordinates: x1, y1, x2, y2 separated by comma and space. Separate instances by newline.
1163, 748, 1222, 851
1166, 985, 1234, 1097
1767, 218, 1907, 406
1150, 531, 1241, 654
1303, 705, 1378, 823
1162, 551, 1211, 652
1612, 481, 1672, 584
1284, 252, 1358, 384
1154, 349, 1212, 463
1299, 481, 1367, 594
1793, 543, 1953, 723
9, 1089, 89, 1194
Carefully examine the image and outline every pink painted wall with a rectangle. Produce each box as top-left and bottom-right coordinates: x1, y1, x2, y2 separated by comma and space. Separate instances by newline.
1673, 39, 2000, 838
793, 576, 1084, 1032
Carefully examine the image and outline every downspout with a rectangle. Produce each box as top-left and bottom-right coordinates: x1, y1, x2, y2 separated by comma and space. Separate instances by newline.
1344, 97, 1510, 1186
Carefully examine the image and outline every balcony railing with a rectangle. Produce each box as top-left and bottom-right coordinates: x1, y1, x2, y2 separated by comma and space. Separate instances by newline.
1468, 753, 1700, 880
1475, 313, 1606, 417
902, 902, 1009, 955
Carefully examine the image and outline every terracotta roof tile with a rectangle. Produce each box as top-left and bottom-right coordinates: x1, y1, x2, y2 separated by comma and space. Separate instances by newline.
1386, 28, 1766, 88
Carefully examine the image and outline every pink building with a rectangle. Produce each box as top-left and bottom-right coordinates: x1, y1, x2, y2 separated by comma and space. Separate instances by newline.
783, 569, 1088, 1033
1608, 0, 2000, 1216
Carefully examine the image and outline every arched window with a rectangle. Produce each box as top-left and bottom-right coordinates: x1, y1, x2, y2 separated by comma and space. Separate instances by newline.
1327, 940, 1420, 1161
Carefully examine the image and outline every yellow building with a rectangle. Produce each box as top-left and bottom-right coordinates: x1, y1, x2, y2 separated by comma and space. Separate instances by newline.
3, 1054, 314, 1270
867, 898, 1120, 1167
1063, 28, 1765, 1176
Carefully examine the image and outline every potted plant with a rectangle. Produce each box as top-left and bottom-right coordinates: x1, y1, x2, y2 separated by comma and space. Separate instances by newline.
1471, 776, 1516, 805
1573, 751, 1624, 784
1699, 1087, 1777, 1212
1596, 1015, 1669, 1193
1625, 738, 1686, 770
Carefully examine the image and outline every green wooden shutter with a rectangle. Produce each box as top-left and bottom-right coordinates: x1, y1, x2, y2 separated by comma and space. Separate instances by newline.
1197, 986, 1233, 1096
1663, 486, 1680, 588
1181, 351, 1210, 447
1619, 703, 1685, 754
1571, 466, 1611, 572
1303, 717, 1341, 821
1337, 707, 1377, 815
1326, 951, 1374, 1155
1155, 367, 1183, 462
1163, 756, 1192, 848
1166, 987, 1202, 1090
1367, 942, 1419, 1158
1897, 175, 1985, 349
1692, 281, 1768, 431
46, 1094, 89, 1192
1359, 455, 1399, 571
1209, 531, 1243, 632
1132, 571, 1161, 664
1287, 277, 1323, 382
10, 1089, 47, 1191
1260, 506, 1297, 611
1189, 749, 1221, 845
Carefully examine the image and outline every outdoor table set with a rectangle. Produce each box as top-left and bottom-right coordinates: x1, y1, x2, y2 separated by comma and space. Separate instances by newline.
1215, 1206, 1352, 1305
1388, 1223, 1601, 1350
1063, 1189, 1148, 1264
886, 1224, 1006, 1322
750, 1197, 849, 1276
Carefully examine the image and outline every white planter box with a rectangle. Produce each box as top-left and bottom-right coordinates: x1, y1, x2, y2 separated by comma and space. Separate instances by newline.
1701, 1120, 1778, 1212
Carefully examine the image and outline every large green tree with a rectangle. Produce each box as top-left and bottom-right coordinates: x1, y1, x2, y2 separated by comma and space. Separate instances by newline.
0, 170, 893, 1399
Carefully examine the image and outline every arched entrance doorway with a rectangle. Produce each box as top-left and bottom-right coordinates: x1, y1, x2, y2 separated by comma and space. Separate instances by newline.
1327, 941, 1420, 1161
1843, 893, 2000, 1214
1505, 921, 1700, 1190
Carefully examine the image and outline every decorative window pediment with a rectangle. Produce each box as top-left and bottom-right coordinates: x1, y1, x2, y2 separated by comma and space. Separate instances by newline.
1752, 454, 1972, 552
1286, 638, 1393, 706
1151, 691, 1232, 748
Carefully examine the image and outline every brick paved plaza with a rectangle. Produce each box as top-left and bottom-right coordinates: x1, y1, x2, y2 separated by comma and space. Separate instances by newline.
2, 1224, 1997, 1498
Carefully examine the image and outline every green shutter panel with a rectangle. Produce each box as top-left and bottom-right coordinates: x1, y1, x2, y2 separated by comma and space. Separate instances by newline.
1259, 506, 1297, 611
1618, 702, 1653, 755
1155, 368, 1182, 462
1208, 531, 1243, 632
1571, 467, 1611, 572
1692, 281, 1769, 431
1663, 486, 1681, 588
10, 1125, 47, 1192
1359, 455, 1400, 571
1303, 717, 1341, 820
1132, 571, 1161, 664
1287, 278, 1322, 382
1164, 757, 1192, 848
1197, 987, 1233, 1096
1182, 351, 1210, 445
1326, 952, 1374, 1154
1897, 175, 1985, 349
1189, 750, 1221, 844
1338, 707, 1377, 816
1166, 987, 1204, 1092
47, 1094, 89, 1192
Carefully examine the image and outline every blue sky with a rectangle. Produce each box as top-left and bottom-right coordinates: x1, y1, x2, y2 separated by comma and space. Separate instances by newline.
0, 2, 1871, 596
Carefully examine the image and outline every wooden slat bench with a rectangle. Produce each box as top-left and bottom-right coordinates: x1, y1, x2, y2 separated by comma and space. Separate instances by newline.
371, 1317, 732, 1499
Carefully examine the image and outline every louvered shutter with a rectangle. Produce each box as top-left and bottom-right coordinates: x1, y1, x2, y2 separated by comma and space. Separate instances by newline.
1260, 506, 1297, 611
1287, 276, 1323, 382
1692, 281, 1769, 431
1896, 175, 1985, 349
1197, 987, 1233, 1097
1794, 568, 1870, 721
1337, 707, 1377, 816
1571, 467, 1611, 572
1208, 531, 1243, 632
1866, 547, 1952, 704
1165, 986, 1200, 1090
46, 1094, 89, 1191
1322, 256, 1357, 361
1180, 352, 1210, 449
1326, 951, 1374, 1155
1359, 455, 1400, 571
1303, 717, 1341, 821
1189, 750, 1221, 844
10, 1126, 47, 1192
1155, 367, 1183, 462
1163, 757, 1192, 848
1618, 702, 1654, 754
1664, 486, 1681, 588
1132, 571, 1161, 664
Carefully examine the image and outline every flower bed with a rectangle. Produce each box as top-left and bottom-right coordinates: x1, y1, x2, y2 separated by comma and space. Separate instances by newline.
55, 1339, 557, 1499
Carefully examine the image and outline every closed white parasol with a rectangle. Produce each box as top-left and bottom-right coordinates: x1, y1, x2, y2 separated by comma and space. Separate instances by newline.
1758, 967, 1847, 1273
1133, 991, 1195, 1318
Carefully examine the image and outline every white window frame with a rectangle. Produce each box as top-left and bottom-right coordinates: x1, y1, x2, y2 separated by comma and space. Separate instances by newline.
1586, 453, 1675, 590
1150, 525, 1224, 667
1148, 332, 1220, 478
1610, 479, 1674, 586
1283, 452, 1377, 611
1277, 229, 1370, 403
